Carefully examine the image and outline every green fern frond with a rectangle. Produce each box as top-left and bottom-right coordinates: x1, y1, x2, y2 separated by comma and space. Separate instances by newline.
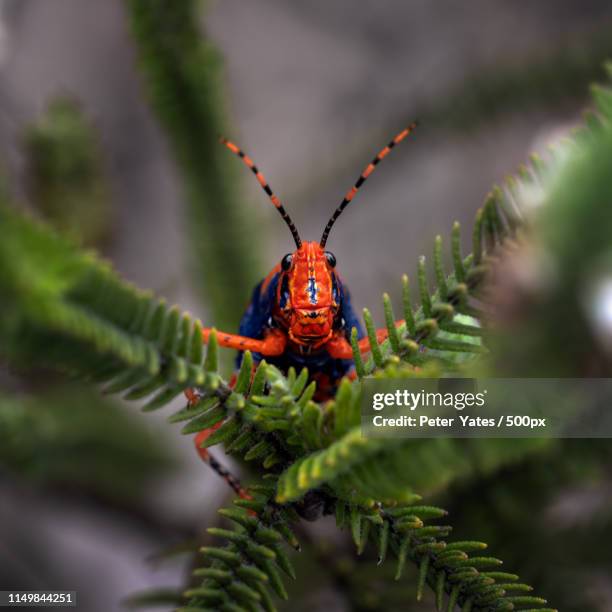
182, 486, 300, 612
334, 500, 556, 612
0, 203, 211, 408
276, 422, 549, 506
352, 186, 518, 377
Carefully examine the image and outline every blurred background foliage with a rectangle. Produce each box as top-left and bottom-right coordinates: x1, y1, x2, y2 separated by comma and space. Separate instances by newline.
126, 0, 263, 332
0, 0, 612, 611
23, 97, 113, 245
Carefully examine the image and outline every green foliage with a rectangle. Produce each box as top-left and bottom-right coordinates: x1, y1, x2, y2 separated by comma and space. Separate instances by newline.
335, 500, 556, 612
0, 202, 209, 408
23, 97, 112, 245
0, 384, 175, 500
181, 485, 300, 611
484, 64, 612, 377
277, 426, 548, 506
6, 25, 612, 612
347, 188, 508, 378
0, 192, 555, 608
0, 143, 553, 611
125, 0, 262, 331
441, 438, 612, 612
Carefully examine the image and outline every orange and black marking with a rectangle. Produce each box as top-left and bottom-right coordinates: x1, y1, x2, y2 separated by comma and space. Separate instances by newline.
320, 122, 418, 247
207, 453, 252, 501
220, 137, 302, 247
194, 427, 253, 502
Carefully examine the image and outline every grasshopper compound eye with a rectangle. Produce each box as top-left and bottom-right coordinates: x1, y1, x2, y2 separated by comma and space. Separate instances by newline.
281, 253, 293, 271
324, 251, 337, 268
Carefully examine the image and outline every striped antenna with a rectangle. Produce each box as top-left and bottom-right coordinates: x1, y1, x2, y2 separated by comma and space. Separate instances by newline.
220, 137, 302, 248
320, 122, 418, 247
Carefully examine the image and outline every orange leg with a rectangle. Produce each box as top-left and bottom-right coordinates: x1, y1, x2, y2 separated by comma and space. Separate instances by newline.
325, 322, 404, 360
202, 327, 287, 356
186, 379, 253, 504
193, 422, 224, 461
193, 427, 253, 502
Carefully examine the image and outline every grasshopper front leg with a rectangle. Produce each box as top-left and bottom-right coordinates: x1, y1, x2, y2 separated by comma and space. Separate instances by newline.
325, 322, 404, 360
202, 327, 287, 356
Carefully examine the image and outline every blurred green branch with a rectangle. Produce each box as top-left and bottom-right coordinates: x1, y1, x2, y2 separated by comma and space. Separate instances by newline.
125, 0, 263, 331
485, 66, 612, 376
0, 384, 175, 502
23, 97, 112, 246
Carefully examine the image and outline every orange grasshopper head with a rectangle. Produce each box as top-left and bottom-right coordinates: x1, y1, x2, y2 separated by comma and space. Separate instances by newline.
219, 123, 417, 349
275, 241, 340, 348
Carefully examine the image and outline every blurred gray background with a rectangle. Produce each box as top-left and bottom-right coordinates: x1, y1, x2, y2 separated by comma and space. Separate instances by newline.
1, 0, 612, 610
